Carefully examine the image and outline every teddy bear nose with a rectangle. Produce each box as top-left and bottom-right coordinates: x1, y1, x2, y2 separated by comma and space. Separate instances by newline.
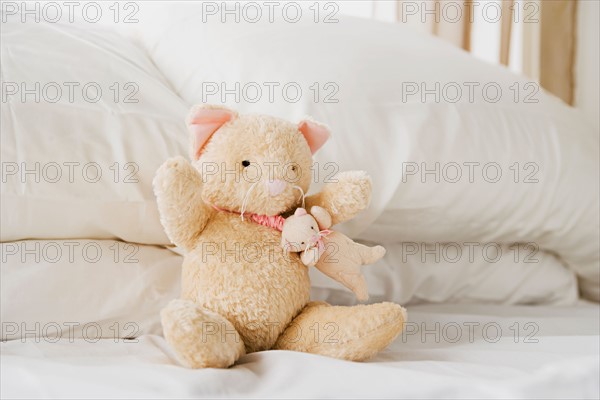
266, 179, 286, 196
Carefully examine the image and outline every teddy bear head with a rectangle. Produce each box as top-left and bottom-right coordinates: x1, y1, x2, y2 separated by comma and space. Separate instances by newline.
281, 206, 333, 252
187, 105, 330, 216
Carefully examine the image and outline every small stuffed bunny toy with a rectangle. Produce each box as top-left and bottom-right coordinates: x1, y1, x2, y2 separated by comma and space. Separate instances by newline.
281, 206, 386, 301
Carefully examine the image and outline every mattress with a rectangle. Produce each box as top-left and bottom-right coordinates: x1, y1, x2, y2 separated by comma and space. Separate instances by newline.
2, 302, 598, 399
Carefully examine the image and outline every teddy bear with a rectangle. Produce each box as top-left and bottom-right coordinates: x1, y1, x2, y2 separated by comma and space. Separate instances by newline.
153, 104, 406, 368
281, 206, 386, 301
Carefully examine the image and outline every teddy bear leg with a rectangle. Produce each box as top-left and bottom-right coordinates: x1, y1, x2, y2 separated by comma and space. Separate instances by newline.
273, 301, 406, 361
161, 299, 246, 368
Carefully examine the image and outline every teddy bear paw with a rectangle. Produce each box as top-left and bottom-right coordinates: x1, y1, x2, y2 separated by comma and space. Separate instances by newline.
153, 156, 195, 192
161, 299, 246, 368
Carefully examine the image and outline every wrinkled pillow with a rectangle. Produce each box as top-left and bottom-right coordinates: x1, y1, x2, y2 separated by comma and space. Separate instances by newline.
1, 240, 180, 341
1, 18, 188, 245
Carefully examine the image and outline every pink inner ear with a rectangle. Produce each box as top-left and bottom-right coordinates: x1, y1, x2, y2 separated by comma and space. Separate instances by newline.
190, 108, 235, 159
298, 120, 330, 154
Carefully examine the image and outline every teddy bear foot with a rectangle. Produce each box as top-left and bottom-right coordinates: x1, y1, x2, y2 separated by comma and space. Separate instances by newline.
273, 301, 406, 361
161, 299, 246, 368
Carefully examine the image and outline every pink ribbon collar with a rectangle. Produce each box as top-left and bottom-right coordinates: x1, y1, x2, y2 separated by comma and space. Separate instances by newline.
212, 205, 285, 232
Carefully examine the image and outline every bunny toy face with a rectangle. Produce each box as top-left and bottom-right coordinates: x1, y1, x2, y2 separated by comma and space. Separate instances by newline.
281, 208, 322, 252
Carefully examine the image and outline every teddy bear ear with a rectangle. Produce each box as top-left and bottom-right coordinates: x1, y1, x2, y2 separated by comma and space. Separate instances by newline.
298, 119, 331, 154
187, 105, 238, 160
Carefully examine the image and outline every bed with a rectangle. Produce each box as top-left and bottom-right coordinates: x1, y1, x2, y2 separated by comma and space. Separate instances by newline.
2, 302, 598, 399
1, 3, 598, 399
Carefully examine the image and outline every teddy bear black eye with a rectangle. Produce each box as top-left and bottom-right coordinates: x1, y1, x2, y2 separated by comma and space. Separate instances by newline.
301, 242, 305, 245
311, 226, 315, 230
242, 160, 250, 167
291, 165, 297, 172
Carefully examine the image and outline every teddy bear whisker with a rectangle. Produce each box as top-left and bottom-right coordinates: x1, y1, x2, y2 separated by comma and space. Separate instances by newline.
292, 185, 306, 209
240, 181, 259, 221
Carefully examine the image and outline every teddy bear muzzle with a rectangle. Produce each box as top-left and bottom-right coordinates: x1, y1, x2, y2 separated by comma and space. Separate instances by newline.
266, 179, 286, 196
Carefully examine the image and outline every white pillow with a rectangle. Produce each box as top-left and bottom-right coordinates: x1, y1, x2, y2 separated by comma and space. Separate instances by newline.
0, 18, 188, 245
0, 238, 575, 342
2, 237, 571, 338
0, 240, 180, 341
310, 242, 578, 306
134, 7, 599, 300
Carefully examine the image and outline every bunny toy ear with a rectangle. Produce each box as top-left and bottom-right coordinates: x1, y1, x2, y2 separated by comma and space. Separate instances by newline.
298, 119, 330, 154
294, 208, 308, 216
188, 105, 238, 160
310, 206, 332, 230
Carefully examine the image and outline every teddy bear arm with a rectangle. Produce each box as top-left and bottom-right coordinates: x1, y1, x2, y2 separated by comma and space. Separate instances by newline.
305, 171, 372, 225
153, 156, 212, 251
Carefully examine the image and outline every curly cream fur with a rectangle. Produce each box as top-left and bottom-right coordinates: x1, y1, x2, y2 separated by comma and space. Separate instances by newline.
305, 170, 373, 225
154, 105, 406, 368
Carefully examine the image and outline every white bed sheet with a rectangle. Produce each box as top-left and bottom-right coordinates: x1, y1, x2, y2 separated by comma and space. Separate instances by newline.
2, 302, 598, 399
